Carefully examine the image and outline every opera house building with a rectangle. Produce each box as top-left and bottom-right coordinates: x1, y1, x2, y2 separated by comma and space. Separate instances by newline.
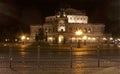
30, 8, 105, 44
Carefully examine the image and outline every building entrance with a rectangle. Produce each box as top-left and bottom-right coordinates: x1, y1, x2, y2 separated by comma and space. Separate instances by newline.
58, 35, 64, 43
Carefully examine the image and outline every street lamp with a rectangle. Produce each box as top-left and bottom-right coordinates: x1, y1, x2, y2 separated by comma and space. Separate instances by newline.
21, 35, 26, 45
75, 30, 83, 48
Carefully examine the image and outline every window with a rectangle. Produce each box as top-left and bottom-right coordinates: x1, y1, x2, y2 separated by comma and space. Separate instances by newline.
81, 18, 82, 20
88, 28, 91, 33
58, 20, 66, 32
58, 26, 65, 32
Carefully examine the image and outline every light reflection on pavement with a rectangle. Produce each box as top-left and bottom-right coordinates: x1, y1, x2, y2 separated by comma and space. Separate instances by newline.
0, 44, 120, 74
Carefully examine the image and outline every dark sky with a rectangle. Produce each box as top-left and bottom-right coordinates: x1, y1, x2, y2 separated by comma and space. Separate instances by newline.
0, 0, 120, 36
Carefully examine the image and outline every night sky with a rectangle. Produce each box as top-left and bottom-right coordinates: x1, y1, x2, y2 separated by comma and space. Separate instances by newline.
0, 0, 120, 37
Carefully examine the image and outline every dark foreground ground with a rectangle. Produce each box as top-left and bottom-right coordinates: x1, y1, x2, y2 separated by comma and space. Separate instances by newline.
0, 43, 120, 74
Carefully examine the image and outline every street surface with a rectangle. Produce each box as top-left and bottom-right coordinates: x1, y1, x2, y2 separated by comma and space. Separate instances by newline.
0, 43, 120, 74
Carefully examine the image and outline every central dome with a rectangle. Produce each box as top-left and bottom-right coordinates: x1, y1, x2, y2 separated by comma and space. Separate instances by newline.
46, 8, 88, 24
64, 8, 85, 15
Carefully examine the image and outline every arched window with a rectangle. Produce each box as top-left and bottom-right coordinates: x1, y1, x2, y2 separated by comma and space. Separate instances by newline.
88, 28, 91, 33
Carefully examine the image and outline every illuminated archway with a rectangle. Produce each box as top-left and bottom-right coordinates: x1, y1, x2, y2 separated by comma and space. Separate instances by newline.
58, 35, 64, 43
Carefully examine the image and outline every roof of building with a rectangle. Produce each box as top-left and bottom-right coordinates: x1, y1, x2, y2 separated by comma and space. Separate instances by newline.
64, 8, 85, 15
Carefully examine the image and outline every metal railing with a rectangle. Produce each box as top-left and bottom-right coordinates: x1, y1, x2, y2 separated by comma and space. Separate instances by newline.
0, 45, 120, 73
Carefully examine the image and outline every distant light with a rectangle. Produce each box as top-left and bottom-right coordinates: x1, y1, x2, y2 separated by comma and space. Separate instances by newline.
115, 39, 117, 41
82, 36, 87, 40
88, 37, 91, 40
103, 37, 107, 40
57, 15, 60, 17
117, 38, 120, 41
21, 35, 26, 40
26, 37, 30, 40
5, 39, 8, 42
75, 30, 83, 35
63, 14, 66, 17
4, 44, 7, 46
88, 30, 91, 33
72, 37, 76, 40
48, 37, 53, 41
117, 44, 120, 48
15, 39, 18, 42
109, 37, 113, 40
92, 37, 96, 40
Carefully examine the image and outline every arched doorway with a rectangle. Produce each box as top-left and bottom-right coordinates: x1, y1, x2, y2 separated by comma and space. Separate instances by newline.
58, 35, 64, 43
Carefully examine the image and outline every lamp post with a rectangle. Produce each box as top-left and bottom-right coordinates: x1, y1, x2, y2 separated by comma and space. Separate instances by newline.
9, 45, 12, 68
75, 30, 83, 48
37, 45, 40, 67
97, 36, 102, 67
70, 46, 72, 68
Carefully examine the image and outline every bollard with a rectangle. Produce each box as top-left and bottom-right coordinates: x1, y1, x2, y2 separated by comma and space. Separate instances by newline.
97, 46, 100, 67
70, 46, 72, 68
37, 45, 40, 68
9, 45, 12, 68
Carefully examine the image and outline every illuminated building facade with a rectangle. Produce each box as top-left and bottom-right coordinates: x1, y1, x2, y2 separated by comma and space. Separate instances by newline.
30, 8, 105, 44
